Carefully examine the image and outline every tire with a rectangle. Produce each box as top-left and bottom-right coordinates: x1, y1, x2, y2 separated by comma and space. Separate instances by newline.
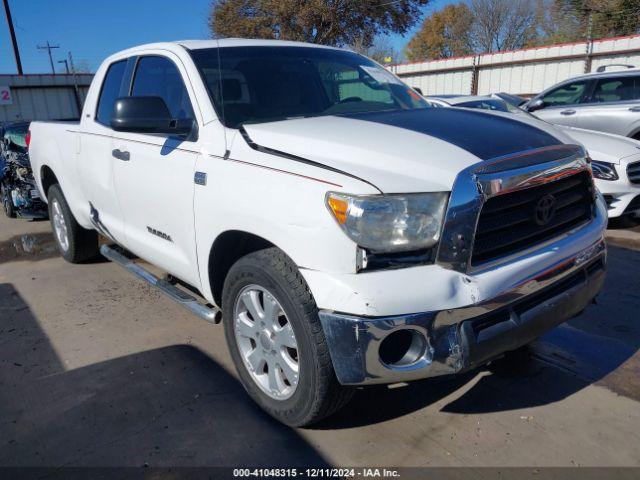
222, 247, 354, 427
1, 183, 16, 218
47, 184, 99, 263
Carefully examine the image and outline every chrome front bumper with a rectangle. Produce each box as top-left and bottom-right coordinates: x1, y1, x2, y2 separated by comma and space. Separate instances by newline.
319, 239, 606, 385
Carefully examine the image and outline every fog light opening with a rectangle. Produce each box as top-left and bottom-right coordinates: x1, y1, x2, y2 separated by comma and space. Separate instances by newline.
379, 329, 427, 368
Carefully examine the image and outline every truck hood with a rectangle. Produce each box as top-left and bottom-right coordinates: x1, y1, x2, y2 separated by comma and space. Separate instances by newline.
556, 125, 640, 165
240, 108, 567, 193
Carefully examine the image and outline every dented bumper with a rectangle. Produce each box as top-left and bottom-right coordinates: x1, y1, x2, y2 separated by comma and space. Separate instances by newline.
319, 240, 606, 385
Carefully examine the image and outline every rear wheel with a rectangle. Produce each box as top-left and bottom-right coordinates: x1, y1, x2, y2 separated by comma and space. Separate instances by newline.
47, 184, 99, 263
1, 183, 16, 218
222, 247, 354, 427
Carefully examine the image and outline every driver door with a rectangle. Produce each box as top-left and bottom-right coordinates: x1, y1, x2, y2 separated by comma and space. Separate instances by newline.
112, 54, 201, 286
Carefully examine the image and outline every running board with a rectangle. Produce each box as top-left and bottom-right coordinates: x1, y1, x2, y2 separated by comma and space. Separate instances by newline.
100, 245, 221, 324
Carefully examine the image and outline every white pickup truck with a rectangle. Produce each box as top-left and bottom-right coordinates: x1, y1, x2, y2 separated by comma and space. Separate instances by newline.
28, 39, 608, 426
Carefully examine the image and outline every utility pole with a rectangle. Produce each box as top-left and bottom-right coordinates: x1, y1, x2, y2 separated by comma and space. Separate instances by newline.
584, 11, 594, 73
68, 51, 76, 74
37, 41, 60, 74
2, 0, 23, 74
67, 51, 82, 115
57, 59, 69, 74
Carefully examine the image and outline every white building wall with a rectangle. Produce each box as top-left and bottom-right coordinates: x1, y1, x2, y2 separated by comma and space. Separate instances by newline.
390, 34, 640, 97
403, 70, 474, 95
476, 59, 586, 95
0, 74, 93, 122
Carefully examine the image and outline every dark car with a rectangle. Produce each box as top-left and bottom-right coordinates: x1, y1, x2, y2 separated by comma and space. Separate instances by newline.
0, 121, 48, 219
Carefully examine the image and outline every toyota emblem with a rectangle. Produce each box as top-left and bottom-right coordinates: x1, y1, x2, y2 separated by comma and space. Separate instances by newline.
534, 194, 557, 226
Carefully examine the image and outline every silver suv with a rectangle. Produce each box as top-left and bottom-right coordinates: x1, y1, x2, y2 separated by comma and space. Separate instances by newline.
525, 67, 640, 139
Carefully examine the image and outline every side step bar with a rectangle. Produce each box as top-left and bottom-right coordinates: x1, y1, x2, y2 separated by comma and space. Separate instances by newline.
100, 245, 221, 324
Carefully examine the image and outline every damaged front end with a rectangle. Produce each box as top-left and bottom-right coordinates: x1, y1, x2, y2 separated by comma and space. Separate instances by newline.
1, 150, 48, 220
319, 239, 606, 386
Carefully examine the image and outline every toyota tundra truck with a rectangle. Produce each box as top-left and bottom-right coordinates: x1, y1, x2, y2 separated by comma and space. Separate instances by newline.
28, 39, 607, 426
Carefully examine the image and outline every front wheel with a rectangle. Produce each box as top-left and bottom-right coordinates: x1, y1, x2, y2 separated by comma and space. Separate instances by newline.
47, 184, 99, 263
222, 247, 354, 427
1, 183, 16, 218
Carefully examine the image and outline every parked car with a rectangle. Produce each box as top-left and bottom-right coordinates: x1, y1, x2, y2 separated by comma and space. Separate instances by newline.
493, 92, 527, 108
429, 94, 640, 220
523, 67, 640, 139
28, 40, 607, 426
0, 121, 47, 219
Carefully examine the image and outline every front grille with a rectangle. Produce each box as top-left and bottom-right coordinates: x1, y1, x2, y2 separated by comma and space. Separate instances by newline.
472, 171, 595, 266
628, 161, 640, 184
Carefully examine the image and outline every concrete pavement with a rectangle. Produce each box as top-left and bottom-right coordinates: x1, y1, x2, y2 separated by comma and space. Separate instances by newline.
1, 214, 639, 468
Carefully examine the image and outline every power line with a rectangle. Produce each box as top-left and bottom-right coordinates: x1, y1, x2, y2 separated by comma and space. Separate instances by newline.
37, 40, 60, 74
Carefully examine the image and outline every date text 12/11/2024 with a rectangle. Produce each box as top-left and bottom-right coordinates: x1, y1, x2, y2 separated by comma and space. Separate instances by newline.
233, 468, 401, 478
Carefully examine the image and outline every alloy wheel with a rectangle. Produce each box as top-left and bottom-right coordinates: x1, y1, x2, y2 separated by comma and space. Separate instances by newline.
233, 284, 300, 400
51, 198, 70, 252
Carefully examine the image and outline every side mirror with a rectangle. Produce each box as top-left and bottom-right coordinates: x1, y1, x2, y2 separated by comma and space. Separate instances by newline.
413, 87, 423, 95
526, 98, 545, 112
111, 96, 194, 136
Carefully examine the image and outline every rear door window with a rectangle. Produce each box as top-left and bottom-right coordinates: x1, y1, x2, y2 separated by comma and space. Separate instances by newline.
95, 60, 127, 126
131, 56, 194, 119
586, 76, 640, 103
541, 81, 590, 107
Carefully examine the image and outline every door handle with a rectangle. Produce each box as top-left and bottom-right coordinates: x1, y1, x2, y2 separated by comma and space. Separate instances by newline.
629, 106, 640, 112
560, 109, 576, 116
112, 149, 130, 161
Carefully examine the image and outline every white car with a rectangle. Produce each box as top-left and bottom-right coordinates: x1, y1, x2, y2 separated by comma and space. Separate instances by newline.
429, 95, 640, 219
28, 40, 607, 426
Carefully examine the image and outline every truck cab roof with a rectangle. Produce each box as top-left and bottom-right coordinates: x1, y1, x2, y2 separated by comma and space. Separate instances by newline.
106, 39, 342, 61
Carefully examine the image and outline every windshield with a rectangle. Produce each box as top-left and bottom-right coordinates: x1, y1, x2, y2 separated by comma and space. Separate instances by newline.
189, 46, 429, 128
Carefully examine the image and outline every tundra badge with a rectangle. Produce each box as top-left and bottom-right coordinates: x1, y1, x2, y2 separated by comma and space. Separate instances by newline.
147, 226, 173, 242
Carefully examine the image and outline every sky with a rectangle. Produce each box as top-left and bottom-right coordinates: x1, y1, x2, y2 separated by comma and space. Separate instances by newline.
1, 0, 454, 75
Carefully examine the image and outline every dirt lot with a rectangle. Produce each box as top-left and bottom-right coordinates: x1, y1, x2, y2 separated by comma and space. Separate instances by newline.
1, 213, 640, 469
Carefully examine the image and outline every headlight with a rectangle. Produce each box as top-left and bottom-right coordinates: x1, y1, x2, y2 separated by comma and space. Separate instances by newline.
590, 160, 618, 181
326, 192, 448, 253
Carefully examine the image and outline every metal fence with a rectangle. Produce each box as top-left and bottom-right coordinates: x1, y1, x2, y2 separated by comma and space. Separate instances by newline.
0, 74, 93, 123
389, 34, 640, 97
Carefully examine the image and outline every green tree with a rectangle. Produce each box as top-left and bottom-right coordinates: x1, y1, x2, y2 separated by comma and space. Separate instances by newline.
405, 3, 474, 61
209, 0, 431, 48
406, 0, 543, 61
469, 0, 543, 53
351, 36, 399, 64
537, 0, 640, 45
